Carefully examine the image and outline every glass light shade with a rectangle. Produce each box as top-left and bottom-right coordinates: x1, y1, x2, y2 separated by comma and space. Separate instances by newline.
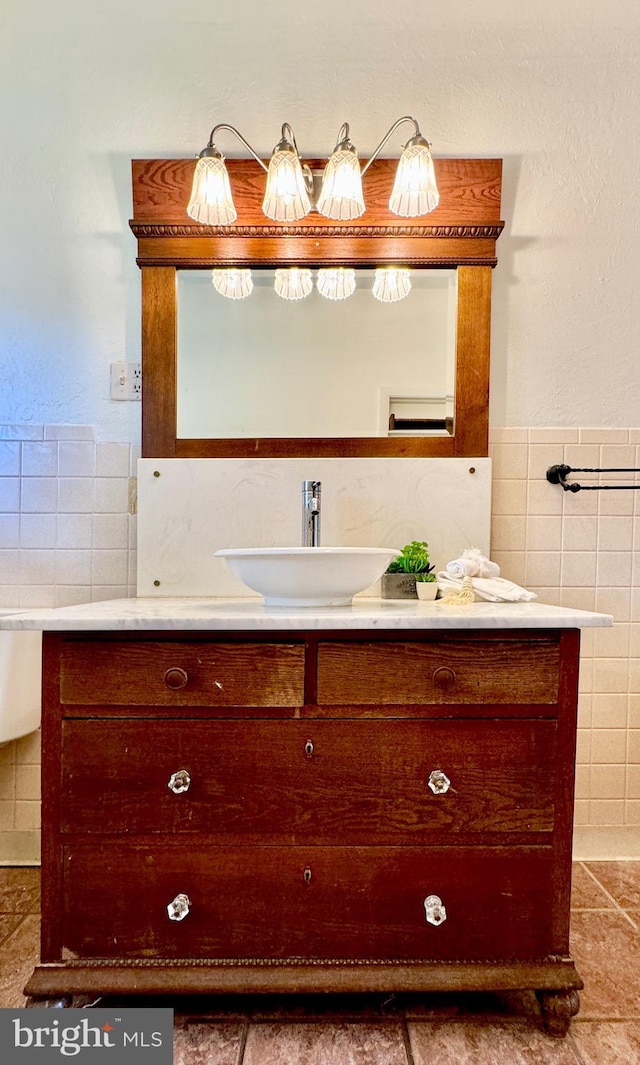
317, 149, 365, 220
262, 149, 311, 222
211, 268, 253, 300
274, 268, 313, 301
372, 267, 412, 303
317, 268, 356, 301
389, 141, 439, 217
187, 155, 238, 226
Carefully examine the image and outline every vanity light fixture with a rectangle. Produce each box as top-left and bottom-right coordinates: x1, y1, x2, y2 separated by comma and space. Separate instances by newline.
372, 267, 412, 303
186, 116, 439, 225
387, 123, 439, 216
316, 267, 356, 301
316, 124, 365, 220
262, 124, 312, 222
211, 268, 253, 300
186, 147, 239, 226
274, 267, 313, 300
187, 123, 313, 226
187, 122, 269, 225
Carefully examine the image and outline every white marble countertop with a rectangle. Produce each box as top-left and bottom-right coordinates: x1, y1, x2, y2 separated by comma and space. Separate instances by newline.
0, 597, 614, 631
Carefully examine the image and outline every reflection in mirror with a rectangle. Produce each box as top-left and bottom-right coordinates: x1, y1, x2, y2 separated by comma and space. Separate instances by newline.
177, 268, 457, 439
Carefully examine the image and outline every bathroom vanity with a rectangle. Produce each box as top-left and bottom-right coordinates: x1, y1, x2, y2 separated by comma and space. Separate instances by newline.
1, 597, 612, 1036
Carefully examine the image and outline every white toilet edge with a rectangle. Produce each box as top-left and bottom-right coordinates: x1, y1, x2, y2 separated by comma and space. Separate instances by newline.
0, 609, 43, 744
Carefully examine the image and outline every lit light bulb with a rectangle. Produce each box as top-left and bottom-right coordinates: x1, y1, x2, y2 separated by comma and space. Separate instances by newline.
389, 138, 439, 217
317, 124, 365, 221
262, 124, 311, 222
187, 154, 237, 226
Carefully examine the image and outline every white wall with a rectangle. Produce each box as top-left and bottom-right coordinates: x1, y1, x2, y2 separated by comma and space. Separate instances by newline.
2, 0, 639, 439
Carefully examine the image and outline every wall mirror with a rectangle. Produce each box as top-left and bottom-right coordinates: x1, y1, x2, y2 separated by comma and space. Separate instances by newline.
177, 267, 457, 440
130, 157, 503, 458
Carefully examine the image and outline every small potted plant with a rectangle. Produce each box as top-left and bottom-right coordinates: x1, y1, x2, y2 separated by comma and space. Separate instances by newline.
415, 570, 438, 600
381, 540, 436, 600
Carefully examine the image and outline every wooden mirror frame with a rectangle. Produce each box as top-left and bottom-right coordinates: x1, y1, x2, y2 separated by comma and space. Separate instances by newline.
130, 157, 503, 458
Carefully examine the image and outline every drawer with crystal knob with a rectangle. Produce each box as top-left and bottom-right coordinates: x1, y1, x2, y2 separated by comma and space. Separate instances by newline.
56, 637, 304, 711
61, 843, 558, 961
316, 636, 561, 707
60, 718, 556, 840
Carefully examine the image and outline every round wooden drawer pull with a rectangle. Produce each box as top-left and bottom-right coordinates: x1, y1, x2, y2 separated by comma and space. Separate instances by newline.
164, 667, 188, 690
432, 666, 456, 689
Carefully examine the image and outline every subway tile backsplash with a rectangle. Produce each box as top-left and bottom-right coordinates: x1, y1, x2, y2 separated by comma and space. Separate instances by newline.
1, 423, 640, 862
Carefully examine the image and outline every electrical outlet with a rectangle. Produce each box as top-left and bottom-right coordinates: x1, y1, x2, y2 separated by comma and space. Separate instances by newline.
110, 362, 142, 401
132, 363, 142, 398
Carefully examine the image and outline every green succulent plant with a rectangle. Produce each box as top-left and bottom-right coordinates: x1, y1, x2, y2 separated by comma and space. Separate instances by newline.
386, 540, 435, 576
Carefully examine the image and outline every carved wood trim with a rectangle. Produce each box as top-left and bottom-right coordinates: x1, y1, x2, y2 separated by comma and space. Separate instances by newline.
25, 956, 583, 999
130, 223, 505, 240
59, 954, 577, 968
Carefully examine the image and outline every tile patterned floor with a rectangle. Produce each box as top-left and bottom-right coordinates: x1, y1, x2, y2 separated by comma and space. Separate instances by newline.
0, 863, 639, 1063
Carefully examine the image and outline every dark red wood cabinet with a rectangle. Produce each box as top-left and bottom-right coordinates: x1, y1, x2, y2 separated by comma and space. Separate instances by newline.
27, 627, 582, 1035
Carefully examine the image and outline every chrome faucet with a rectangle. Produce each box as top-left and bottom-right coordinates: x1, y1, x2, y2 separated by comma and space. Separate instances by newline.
302, 480, 321, 547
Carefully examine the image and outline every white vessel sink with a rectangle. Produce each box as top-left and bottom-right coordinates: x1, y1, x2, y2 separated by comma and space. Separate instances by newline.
215, 546, 401, 607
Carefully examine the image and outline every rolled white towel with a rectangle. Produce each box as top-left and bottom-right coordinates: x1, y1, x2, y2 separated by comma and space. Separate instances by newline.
445, 547, 500, 580
476, 558, 501, 579
446, 557, 477, 578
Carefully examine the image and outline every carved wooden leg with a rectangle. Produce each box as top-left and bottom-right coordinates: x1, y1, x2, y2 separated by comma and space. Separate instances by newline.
536, 989, 580, 1037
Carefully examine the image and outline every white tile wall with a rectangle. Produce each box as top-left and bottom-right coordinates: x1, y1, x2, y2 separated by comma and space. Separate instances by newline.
490, 426, 640, 856
0, 424, 138, 863
2, 423, 640, 862
0, 425, 138, 611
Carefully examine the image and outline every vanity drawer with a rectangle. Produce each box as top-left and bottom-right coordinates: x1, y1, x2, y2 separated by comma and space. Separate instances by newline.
316, 637, 560, 706
58, 639, 304, 708
60, 718, 556, 840
61, 843, 558, 961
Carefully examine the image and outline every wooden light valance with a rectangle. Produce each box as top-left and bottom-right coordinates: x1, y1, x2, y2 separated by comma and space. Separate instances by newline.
130, 157, 503, 267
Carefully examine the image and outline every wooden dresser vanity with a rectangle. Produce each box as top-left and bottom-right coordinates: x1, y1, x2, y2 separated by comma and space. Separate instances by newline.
6, 599, 611, 1037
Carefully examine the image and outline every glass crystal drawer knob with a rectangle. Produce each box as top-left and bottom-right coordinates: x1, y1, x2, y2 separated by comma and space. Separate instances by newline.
164, 667, 188, 690
168, 769, 191, 794
427, 770, 451, 794
167, 893, 191, 921
423, 894, 447, 926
